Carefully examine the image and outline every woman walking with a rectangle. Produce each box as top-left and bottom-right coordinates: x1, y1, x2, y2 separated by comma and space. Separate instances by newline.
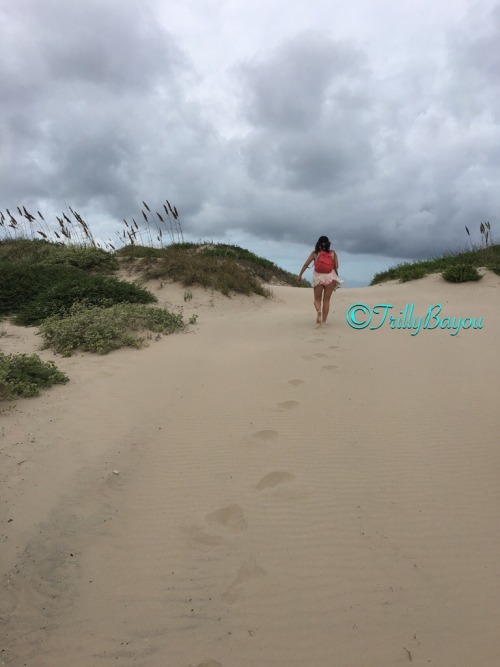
296, 236, 341, 326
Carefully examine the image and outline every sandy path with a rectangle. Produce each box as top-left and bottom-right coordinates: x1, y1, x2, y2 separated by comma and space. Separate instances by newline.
1, 276, 500, 666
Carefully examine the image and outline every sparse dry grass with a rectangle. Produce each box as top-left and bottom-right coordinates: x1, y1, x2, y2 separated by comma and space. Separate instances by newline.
0, 199, 184, 251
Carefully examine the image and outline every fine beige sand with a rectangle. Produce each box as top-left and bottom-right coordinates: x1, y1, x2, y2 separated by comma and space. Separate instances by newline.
1, 272, 500, 667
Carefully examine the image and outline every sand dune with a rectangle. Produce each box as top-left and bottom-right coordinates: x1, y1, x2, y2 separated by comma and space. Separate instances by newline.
1, 273, 499, 666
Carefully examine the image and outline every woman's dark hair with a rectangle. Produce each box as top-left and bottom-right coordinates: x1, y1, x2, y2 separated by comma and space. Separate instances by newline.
315, 236, 331, 253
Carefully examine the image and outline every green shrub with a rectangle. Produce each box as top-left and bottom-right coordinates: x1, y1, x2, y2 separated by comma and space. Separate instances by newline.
398, 266, 427, 282
116, 245, 162, 259
442, 264, 482, 283
199, 244, 276, 268
372, 263, 428, 284
0, 239, 117, 271
14, 275, 157, 326
0, 352, 69, 400
40, 245, 118, 271
0, 264, 85, 316
116, 242, 197, 259
39, 303, 185, 356
371, 268, 397, 285
489, 265, 500, 277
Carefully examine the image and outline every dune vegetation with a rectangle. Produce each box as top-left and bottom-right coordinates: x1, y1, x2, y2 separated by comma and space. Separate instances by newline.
371, 223, 499, 285
0, 200, 301, 296
0, 351, 69, 400
0, 200, 302, 397
2, 201, 496, 398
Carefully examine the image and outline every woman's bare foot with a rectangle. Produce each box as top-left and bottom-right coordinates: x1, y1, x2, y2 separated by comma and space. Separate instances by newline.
316, 309, 322, 325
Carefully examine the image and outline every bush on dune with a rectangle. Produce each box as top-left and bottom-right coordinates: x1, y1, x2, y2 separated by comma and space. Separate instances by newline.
124, 247, 272, 297
16, 274, 157, 326
40, 244, 118, 271
0, 352, 69, 400
39, 303, 185, 356
442, 264, 482, 283
0, 264, 85, 316
0, 239, 117, 272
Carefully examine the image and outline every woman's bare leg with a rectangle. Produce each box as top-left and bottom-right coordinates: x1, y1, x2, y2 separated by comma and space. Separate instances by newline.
313, 285, 324, 324
321, 283, 336, 323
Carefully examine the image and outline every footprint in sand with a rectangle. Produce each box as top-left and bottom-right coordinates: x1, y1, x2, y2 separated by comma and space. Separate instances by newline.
222, 560, 266, 604
276, 400, 299, 411
185, 505, 248, 548
256, 471, 295, 490
313, 352, 328, 358
322, 364, 338, 371
328, 345, 338, 350
287, 378, 305, 386
196, 661, 223, 667
250, 429, 279, 443
205, 504, 247, 532
182, 525, 223, 550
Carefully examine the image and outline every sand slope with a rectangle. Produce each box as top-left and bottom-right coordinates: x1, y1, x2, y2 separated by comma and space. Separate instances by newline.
1, 273, 500, 666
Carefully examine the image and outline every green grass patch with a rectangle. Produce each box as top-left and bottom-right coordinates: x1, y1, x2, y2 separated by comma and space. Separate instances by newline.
198, 244, 276, 267
116, 242, 197, 258
39, 303, 185, 356
0, 238, 117, 271
0, 352, 69, 400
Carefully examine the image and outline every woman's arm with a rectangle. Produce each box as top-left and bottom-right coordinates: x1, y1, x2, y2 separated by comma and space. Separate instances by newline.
333, 250, 339, 272
296, 251, 316, 283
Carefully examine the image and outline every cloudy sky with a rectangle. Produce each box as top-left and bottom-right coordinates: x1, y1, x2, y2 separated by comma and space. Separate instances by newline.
1, 0, 499, 285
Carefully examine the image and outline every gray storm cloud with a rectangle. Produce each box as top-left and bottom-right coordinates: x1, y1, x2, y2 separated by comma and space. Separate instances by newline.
1, 0, 500, 260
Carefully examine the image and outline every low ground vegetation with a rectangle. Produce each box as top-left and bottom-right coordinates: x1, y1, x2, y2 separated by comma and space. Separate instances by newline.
39, 303, 185, 356
0, 218, 298, 398
15, 272, 156, 326
371, 242, 500, 285
0, 352, 69, 399
2, 204, 497, 400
